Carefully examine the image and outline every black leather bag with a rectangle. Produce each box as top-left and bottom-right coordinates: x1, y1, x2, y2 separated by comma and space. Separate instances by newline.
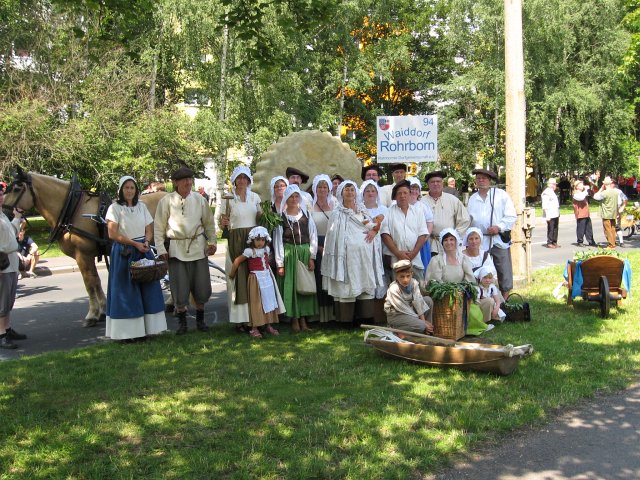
499, 230, 512, 243
0, 252, 10, 270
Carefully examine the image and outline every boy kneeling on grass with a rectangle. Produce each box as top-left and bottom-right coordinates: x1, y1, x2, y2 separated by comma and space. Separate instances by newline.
384, 259, 434, 334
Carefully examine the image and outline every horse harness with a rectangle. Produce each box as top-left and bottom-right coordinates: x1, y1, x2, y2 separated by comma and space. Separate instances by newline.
6, 172, 113, 261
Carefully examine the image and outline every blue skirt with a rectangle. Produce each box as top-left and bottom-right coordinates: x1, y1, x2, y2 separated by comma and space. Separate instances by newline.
106, 240, 165, 319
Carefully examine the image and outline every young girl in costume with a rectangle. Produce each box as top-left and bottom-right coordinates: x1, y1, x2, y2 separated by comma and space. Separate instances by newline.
229, 226, 285, 338
474, 265, 506, 323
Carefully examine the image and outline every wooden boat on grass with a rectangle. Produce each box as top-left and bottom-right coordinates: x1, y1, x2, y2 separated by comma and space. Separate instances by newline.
361, 325, 533, 376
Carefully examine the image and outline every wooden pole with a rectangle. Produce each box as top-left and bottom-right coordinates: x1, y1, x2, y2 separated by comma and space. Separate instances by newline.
504, 0, 527, 283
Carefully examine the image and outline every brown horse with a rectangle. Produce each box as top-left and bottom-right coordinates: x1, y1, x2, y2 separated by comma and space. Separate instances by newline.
3, 171, 166, 327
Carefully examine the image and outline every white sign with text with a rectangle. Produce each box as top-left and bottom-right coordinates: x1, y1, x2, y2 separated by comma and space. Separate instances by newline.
376, 115, 438, 163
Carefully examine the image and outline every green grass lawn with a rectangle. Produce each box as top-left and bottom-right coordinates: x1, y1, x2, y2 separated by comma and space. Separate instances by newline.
1, 253, 639, 479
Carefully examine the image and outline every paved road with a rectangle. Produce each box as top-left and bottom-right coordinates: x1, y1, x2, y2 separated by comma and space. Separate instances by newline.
430, 384, 640, 480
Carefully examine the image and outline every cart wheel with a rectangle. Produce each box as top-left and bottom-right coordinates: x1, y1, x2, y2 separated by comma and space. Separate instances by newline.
623, 225, 635, 240
599, 276, 610, 318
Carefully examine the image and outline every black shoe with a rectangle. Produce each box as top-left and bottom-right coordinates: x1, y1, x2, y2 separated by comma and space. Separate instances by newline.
589, 242, 598, 247
5, 328, 27, 340
0, 336, 18, 349
176, 324, 188, 335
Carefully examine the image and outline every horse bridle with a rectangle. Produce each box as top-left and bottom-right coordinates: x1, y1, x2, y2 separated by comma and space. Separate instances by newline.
3, 170, 36, 213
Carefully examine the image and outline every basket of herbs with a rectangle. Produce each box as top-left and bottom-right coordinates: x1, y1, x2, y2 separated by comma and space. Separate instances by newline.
426, 281, 478, 340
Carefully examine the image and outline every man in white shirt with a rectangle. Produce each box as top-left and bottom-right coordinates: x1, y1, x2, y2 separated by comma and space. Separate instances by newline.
155, 166, 217, 334
422, 170, 470, 255
541, 178, 561, 248
467, 168, 517, 298
380, 163, 407, 207
381, 180, 429, 281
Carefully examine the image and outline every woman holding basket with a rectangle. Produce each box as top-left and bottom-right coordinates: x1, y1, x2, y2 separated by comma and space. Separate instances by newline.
105, 176, 166, 341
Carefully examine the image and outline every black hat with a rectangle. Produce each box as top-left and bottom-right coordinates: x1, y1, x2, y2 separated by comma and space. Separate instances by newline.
472, 168, 498, 180
331, 174, 344, 182
285, 167, 310, 184
171, 166, 195, 181
424, 170, 446, 182
391, 179, 412, 200
388, 163, 407, 173
361, 164, 383, 180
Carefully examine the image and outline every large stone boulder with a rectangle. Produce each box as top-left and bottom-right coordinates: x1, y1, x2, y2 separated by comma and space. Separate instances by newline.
253, 130, 361, 199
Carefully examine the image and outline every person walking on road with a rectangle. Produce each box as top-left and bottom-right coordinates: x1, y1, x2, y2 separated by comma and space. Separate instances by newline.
572, 180, 597, 247
593, 176, 621, 249
154, 166, 217, 334
541, 178, 561, 248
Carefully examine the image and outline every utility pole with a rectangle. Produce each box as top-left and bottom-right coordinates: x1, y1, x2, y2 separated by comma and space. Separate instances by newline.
504, 0, 528, 283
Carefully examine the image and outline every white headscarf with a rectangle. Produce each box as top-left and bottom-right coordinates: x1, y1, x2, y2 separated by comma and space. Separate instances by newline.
270, 176, 289, 207
336, 180, 360, 206
247, 226, 272, 244
117, 175, 136, 195
463, 227, 483, 247
312, 174, 334, 210
231, 165, 253, 197
439, 227, 463, 263
474, 264, 494, 281
280, 184, 306, 214
408, 177, 422, 190
359, 180, 381, 208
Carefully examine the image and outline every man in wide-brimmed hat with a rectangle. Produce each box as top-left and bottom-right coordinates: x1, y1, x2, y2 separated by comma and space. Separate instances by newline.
285, 166, 313, 209
422, 170, 470, 256
467, 167, 517, 298
155, 165, 217, 334
380, 163, 407, 207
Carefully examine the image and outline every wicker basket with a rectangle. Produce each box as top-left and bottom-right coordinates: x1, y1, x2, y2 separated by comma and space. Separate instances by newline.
503, 293, 531, 322
432, 291, 466, 340
130, 260, 168, 283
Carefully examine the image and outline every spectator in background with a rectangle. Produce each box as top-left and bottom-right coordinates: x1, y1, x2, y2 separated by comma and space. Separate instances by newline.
16, 222, 40, 279
525, 171, 538, 203
541, 178, 561, 248
611, 179, 628, 247
197, 185, 210, 204
444, 177, 460, 198
593, 176, 620, 249
558, 177, 572, 204
572, 180, 597, 247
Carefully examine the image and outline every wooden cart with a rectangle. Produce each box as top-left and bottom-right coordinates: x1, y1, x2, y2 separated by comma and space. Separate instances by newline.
566, 256, 628, 318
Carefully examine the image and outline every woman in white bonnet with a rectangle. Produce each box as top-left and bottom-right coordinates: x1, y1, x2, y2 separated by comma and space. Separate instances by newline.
219, 165, 262, 333
105, 175, 167, 341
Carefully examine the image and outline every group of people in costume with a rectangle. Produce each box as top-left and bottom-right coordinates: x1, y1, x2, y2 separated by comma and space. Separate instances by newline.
222, 162, 517, 338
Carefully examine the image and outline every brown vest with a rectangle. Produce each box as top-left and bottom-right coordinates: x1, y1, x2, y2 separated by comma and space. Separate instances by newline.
282, 212, 311, 245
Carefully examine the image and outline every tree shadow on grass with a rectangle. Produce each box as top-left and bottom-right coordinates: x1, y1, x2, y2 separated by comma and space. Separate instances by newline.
1, 259, 639, 479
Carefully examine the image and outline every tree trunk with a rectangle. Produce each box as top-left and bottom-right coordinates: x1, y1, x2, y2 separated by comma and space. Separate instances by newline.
336, 52, 348, 138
